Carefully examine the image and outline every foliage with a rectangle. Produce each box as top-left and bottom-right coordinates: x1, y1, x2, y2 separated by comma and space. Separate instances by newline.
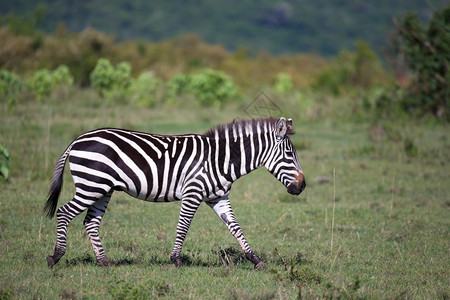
394, 5, 450, 119
167, 69, 239, 106
90, 59, 133, 100
131, 72, 164, 107
360, 86, 405, 120
108, 62, 133, 101
0, 25, 327, 90
51, 65, 74, 86
167, 73, 191, 97
0, 4, 45, 37
27, 65, 74, 100
184, 69, 239, 106
312, 41, 390, 96
0, 143, 9, 180
0, 70, 23, 109
89, 58, 114, 97
27, 69, 53, 100
112, 62, 132, 92
67, 29, 115, 85
1, 1, 446, 56
274, 73, 293, 94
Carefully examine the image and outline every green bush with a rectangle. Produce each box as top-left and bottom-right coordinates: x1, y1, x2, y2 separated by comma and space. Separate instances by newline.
112, 62, 132, 92
187, 69, 238, 106
361, 86, 404, 119
132, 72, 164, 107
0, 70, 23, 109
274, 73, 293, 94
0, 143, 10, 181
167, 73, 192, 97
313, 41, 389, 96
394, 5, 449, 119
52, 65, 74, 86
27, 65, 74, 100
28, 69, 53, 100
90, 58, 115, 97
90, 59, 133, 100
166, 69, 238, 106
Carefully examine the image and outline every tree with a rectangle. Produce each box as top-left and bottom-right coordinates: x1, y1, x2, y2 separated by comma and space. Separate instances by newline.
90, 58, 133, 100
0, 70, 23, 109
394, 5, 449, 119
312, 40, 388, 96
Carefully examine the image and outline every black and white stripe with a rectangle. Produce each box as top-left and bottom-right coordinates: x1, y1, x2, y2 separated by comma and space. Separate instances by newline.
45, 117, 306, 269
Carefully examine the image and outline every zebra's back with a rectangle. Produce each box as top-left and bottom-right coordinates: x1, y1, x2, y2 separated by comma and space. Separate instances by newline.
68, 128, 210, 202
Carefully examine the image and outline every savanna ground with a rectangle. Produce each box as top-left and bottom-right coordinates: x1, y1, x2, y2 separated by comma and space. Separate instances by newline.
0, 90, 449, 299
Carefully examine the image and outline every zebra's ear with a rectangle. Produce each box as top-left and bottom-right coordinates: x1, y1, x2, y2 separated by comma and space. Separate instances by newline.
286, 118, 295, 135
275, 117, 287, 138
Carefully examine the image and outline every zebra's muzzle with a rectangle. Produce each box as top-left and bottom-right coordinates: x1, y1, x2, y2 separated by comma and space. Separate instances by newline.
287, 172, 306, 195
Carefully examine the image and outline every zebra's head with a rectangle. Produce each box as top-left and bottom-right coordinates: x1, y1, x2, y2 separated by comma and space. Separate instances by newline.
265, 117, 306, 196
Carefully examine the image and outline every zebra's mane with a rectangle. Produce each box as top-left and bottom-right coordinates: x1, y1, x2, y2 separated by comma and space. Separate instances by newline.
204, 117, 293, 138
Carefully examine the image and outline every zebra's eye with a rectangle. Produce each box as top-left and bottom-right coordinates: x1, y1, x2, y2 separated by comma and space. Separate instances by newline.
285, 151, 293, 156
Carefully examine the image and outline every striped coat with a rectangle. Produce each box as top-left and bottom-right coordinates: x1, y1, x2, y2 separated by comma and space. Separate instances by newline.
45, 117, 306, 269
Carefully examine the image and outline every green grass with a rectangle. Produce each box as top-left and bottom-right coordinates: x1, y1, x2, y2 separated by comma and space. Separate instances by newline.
0, 91, 449, 299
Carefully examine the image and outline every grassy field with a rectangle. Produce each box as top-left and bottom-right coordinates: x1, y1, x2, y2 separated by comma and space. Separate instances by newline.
0, 90, 449, 299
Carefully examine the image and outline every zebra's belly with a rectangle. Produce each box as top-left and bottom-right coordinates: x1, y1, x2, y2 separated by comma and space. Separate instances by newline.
120, 185, 183, 202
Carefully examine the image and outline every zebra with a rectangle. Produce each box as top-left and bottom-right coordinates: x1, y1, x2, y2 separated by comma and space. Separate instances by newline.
44, 117, 306, 269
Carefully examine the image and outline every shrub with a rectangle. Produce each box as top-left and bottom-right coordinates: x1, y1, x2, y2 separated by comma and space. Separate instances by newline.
52, 65, 74, 86
313, 41, 389, 95
132, 72, 164, 107
394, 5, 450, 119
51, 65, 74, 99
28, 69, 53, 100
274, 73, 293, 94
109, 61, 133, 101
167, 73, 192, 96
187, 69, 238, 106
90, 58, 115, 97
90, 59, 133, 100
112, 62, 132, 91
166, 69, 238, 106
0, 143, 10, 181
27, 65, 74, 100
0, 70, 23, 109
361, 86, 405, 119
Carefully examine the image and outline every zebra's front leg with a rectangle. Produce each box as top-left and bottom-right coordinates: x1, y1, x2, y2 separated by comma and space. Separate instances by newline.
83, 194, 113, 266
170, 196, 201, 267
207, 197, 266, 270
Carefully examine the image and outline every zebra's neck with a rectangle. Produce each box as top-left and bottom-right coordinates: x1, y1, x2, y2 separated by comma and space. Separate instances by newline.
210, 119, 274, 183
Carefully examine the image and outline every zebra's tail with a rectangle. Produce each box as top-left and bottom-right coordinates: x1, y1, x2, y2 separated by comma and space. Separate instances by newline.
43, 143, 73, 219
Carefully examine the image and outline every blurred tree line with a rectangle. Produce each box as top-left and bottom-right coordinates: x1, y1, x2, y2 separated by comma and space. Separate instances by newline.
0, 11, 327, 89
0, 4, 448, 120
0, 0, 446, 56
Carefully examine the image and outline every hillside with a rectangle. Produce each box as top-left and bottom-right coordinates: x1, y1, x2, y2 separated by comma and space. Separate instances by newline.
1, 0, 447, 55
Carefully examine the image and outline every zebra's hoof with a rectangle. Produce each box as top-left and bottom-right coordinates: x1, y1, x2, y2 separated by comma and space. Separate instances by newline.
97, 258, 114, 267
47, 256, 56, 268
170, 255, 183, 268
254, 261, 267, 270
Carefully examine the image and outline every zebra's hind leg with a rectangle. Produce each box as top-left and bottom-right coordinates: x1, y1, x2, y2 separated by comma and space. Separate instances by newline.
83, 192, 113, 266
207, 197, 266, 270
47, 197, 96, 268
